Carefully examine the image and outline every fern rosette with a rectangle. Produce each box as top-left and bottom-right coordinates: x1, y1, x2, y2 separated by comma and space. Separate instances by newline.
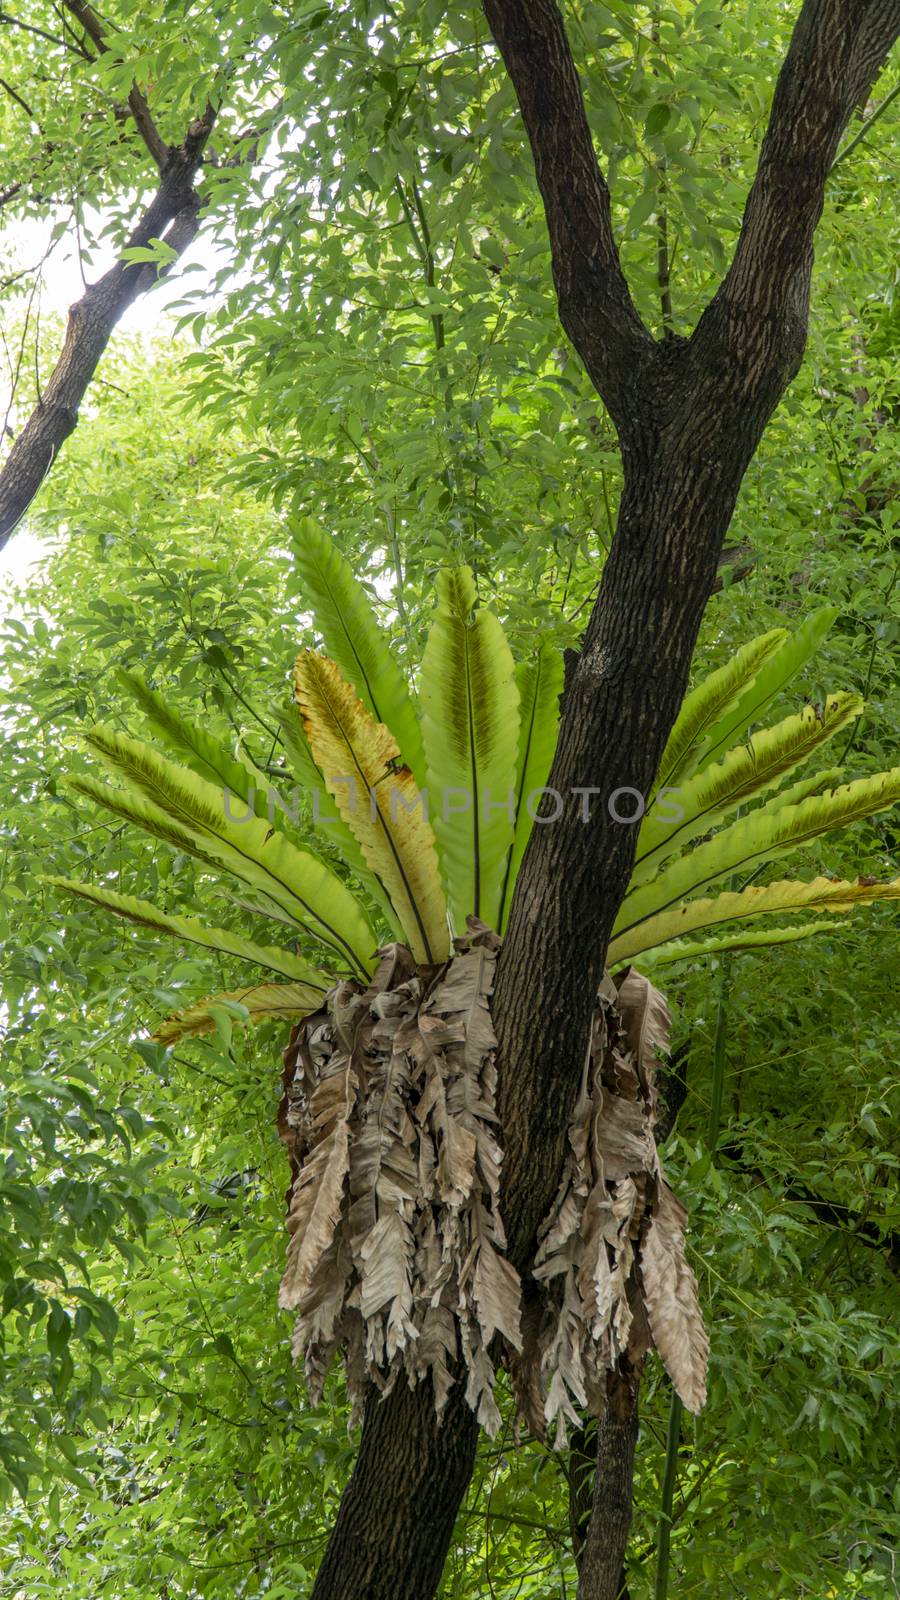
44, 519, 900, 1437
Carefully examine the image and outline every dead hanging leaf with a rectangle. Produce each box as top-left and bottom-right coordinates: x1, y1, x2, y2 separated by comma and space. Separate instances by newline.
276, 939, 706, 1441
277, 921, 518, 1437
614, 966, 672, 1094
593, 1089, 658, 1180
472, 1229, 522, 1347
640, 1180, 709, 1413
279, 1054, 356, 1314
527, 967, 707, 1442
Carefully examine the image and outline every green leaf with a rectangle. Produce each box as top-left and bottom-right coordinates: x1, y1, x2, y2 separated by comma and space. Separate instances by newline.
610, 868, 900, 965
294, 651, 449, 962
420, 568, 520, 931
278, 703, 405, 937
75, 726, 376, 974
628, 920, 840, 970
655, 628, 787, 792
289, 517, 425, 783
118, 671, 274, 825
616, 768, 900, 943
497, 641, 564, 933
645, 103, 672, 137
42, 877, 331, 987
632, 694, 861, 884
697, 607, 839, 771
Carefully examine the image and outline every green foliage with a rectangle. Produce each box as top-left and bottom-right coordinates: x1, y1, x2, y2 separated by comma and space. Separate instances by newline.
1, 0, 899, 1594
420, 566, 521, 930
289, 517, 427, 785
498, 642, 565, 933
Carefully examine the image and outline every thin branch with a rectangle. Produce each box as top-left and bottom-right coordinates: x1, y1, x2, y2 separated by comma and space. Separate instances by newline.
411, 176, 445, 351
0, 73, 41, 127
655, 190, 673, 339
832, 77, 900, 167
651, 16, 673, 339
394, 174, 447, 357
838, 565, 899, 761
0, 103, 217, 553
213, 95, 284, 169
0, 8, 91, 58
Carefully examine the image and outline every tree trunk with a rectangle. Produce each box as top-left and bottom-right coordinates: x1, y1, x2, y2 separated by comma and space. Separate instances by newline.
306, 1, 900, 1593
310, 1375, 479, 1600
577, 1370, 641, 1600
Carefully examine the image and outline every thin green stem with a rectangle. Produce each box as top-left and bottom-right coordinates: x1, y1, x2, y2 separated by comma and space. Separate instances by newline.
654, 1393, 683, 1600
838, 567, 899, 763
707, 955, 733, 1155
832, 81, 900, 169
655, 928, 733, 1597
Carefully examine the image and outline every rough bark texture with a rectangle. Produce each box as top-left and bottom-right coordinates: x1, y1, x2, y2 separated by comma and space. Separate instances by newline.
308, 4, 900, 1593
576, 1368, 641, 1600
309, 1375, 479, 1600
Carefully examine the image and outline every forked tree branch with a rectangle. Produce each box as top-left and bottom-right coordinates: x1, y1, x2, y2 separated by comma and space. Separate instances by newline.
61, 0, 171, 171
484, 0, 900, 418
485, 0, 900, 1267
0, 107, 215, 554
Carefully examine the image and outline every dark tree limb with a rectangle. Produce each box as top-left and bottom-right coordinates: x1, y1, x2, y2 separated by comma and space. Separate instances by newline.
480, 0, 655, 433
721, 0, 900, 328
61, 0, 172, 171
0, 106, 215, 554
576, 1366, 641, 1600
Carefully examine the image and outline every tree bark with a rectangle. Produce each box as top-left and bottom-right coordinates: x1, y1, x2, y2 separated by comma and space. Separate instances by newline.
309, 1375, 479, 1600
307, 3, 900, 1591
576, 1368, 641, 1600
0, 109, 215, 555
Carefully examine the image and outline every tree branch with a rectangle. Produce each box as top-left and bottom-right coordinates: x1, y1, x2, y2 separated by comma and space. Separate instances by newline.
577, 1365, 641, 1600
0, 7, 91, 59
0, 72, 40, 127
480, 0, 654, 429
484, 0, 900, 1273
721, 0, 900, 330
61, 0, 171, 171
0, 106, 216, 554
